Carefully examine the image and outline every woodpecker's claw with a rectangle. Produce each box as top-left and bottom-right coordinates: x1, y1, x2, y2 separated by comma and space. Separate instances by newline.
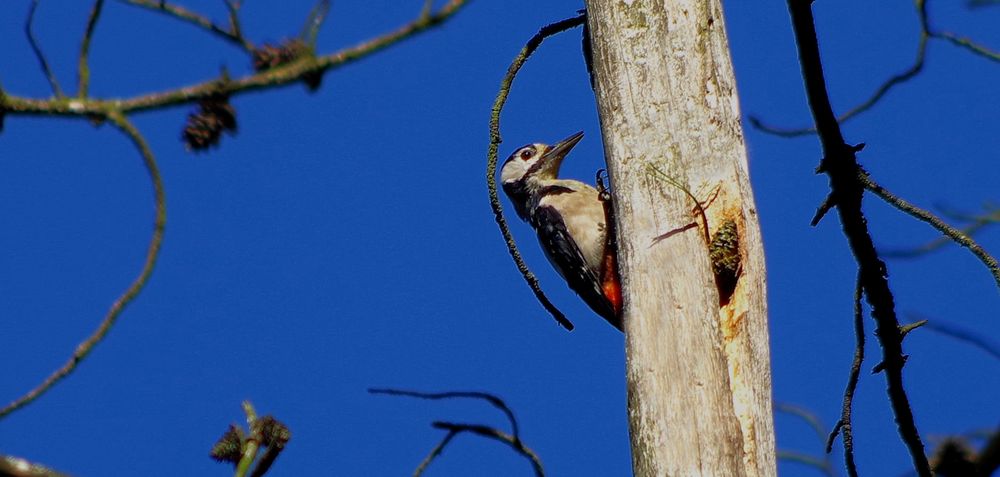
596, 169, 611, 201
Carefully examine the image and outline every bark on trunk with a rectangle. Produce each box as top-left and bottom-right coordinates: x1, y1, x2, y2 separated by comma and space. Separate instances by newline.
584, 1, 776, 475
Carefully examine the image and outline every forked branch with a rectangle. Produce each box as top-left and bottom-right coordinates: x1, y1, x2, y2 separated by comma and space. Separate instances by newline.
1, 0, 470, 419
752, 0, 998, 136
786, 0, 931, 474
370, 388, 543, 476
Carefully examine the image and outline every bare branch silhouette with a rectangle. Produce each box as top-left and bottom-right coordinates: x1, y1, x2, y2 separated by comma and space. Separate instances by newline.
77, 0, 105, 98
786, 0, 931, 474
858, 171, 1000, 291
882, 205, 998, 259
428, 422, 544, 477
909, 315, 1000, 361
121, 0, 255, 51
777, 450, 837, 477
25, 0, 64, 98
370, 388, 543, 476
774, 402, 837, 476
827, 275, 865, 477
752, 0, 998, 136
369, 388, 521, 440
413, 430, 458, 476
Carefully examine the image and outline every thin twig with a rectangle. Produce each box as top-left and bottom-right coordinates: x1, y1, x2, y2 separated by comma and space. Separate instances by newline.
120, 0, 255, 51
485, 14, 586, 331
77, 0, 105, 98
774, 402, 837, 476
882, 207, 997, 258
25, 0, 64, 98
0, 0, 468, 420
775, 402, 829, 446
419, 0, 434, 20
0, 111, 166, 419
368, 388, 521, 440
644, 164, 712, 245
910, 315, 1000, 361
5, 0, 471, 117
372, 389, 543, 476
0, 455, 71, 477
223, 0, 246, 46
859, 171, 1000, 291
413, 431, 458, 477
937, 203, 1000, 224
934, 31, 1000, 62
299, 0, 331, 46
968, 0, 1000, 7
777, 450, 837, 477
750, 33, 928, 138
918, 0, 999, 62
787, 1, 931, 475
827, 274, 865, 477
752, 0, 998, 136
430, 421, 545, 477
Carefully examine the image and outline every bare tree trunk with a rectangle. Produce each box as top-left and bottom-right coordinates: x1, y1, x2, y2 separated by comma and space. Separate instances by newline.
584, 1, 776, 475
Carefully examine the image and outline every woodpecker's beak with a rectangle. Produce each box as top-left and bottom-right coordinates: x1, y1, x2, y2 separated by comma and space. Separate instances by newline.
537, 131, 584, 177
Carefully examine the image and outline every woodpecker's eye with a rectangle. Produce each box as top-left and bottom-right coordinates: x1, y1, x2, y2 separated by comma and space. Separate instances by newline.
519, 148, 535, 161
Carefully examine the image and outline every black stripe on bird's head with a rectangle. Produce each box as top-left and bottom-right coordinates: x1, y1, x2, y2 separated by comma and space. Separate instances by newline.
499, 131, 584, 187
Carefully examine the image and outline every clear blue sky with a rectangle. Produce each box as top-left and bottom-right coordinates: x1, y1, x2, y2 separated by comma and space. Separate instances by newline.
1, 1, 997, 475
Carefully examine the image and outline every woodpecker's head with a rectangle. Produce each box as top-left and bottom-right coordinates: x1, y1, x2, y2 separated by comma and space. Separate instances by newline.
500, 131, 584, 219
500, 131, 584, 186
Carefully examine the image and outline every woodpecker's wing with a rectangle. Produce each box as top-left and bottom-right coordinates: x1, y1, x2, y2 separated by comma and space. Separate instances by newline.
532, 205, 621, 329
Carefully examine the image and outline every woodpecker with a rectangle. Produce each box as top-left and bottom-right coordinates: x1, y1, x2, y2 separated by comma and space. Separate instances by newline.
500, 131, 623, 331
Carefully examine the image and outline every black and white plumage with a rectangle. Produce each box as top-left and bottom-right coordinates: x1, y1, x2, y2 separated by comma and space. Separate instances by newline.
500, 131, 622, 330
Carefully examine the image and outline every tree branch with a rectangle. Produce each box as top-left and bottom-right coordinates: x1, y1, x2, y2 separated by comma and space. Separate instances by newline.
859, 171, 1000, 290
5, 0, 470, 118
882, 205, 998, 258
910, 314, 1000, 362
368, 388, 521, 441
77, 0, 105, 98
0, 111, 166, 419
0, 0, 469, 421
749, 33, 928, 138
776, 450, 836, 477
25, 0, 64, 98
371, 388, 542, 476
484, 14, 586, 331
787, 1, 931, 475
429, 422, 544, 477
934, 32, 1000, 62
752, 0, 998, 136
413, 430, 458, 477
121, 0, 255, 51
826, 274, 865, 477
774, 402, 836, 477
298, 0, 331, 47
